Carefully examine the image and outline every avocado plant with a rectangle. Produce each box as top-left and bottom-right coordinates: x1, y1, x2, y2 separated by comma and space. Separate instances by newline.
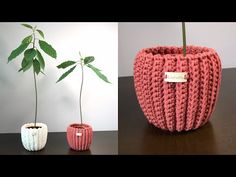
8, 23, 57, 151
56, 52, 110, 151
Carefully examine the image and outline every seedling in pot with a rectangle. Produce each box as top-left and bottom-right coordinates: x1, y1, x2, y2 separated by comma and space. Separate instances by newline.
56, 52, 110, 151
56, 52, 110, 124
8, 23, 57, 128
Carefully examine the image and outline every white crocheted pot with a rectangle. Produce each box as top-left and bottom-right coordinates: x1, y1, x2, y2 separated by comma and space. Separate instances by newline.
21, 123, 48, 151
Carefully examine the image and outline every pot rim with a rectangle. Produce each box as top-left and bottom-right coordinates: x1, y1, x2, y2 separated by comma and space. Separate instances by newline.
21, 122, 47, 129
68, 123, 92, 129
140, 45, 217, 59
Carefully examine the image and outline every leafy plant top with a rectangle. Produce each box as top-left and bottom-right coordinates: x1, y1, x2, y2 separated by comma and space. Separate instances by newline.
8, 23, 57, 75
56, 53, 110, 83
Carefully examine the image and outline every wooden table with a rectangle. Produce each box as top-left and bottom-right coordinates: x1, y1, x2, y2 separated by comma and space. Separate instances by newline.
0, 131, 117, 155
119, 68, 236, 155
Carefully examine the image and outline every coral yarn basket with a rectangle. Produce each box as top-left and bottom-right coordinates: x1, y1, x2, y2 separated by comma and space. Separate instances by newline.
134, 46, 222, 132
67, 123, 93, 151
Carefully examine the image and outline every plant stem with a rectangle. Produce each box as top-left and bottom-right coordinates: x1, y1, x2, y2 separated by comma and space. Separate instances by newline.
182, 22, 187, 57
33, 68, 38, 127
79, 61, 84, 124
32, 30, 38, 127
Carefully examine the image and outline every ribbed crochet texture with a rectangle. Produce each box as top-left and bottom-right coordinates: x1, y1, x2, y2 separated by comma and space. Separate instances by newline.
134, 46, 222, 132
67, 123, 93, 151
21, 123, 48, 151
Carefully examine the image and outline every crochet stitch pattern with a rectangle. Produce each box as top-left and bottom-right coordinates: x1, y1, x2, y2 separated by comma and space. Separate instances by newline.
67, 124, 93, 151
134, 46, 222, 132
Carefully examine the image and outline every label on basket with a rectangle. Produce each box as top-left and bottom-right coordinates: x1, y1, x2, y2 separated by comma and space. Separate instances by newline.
164, 72, 188, 83
76, 132, 82, 136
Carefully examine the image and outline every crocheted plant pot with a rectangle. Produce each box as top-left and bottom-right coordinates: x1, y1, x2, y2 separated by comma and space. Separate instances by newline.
21, 123, 48, 151
134, 46, 222, 132
67, 123, 93, 151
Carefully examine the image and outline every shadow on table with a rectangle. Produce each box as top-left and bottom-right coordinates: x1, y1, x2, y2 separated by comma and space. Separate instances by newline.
67, 148, 92, 155
141, 121, 218, 155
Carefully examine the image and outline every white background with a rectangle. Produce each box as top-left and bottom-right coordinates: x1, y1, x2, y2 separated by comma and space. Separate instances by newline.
119, 22, 236, 76
0, 22, 118, 133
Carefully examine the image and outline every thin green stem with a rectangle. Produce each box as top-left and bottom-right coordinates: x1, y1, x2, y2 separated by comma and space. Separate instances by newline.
182, 22, 187, 57
32, 31, 38, 127
33, 68, 38, 127
33, 32, 36, 49
79, 61, 84, 124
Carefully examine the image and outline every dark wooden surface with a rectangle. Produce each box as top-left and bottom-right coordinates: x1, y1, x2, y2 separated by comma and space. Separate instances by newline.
118, 68, 236, 155
0, 131, 117, 155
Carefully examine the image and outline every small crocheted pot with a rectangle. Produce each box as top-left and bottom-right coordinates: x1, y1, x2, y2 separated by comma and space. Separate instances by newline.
21, 123, 48, 151
67, 123, 93, 151
134, 46, 222, 132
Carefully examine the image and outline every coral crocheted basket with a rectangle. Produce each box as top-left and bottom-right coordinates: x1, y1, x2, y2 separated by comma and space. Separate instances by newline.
67, 123, 93, 151
134, 46, 222, 132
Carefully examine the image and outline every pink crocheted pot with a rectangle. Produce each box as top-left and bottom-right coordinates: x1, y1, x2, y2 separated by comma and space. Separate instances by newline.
134, 46, 222, 132
67, 123, 93, 151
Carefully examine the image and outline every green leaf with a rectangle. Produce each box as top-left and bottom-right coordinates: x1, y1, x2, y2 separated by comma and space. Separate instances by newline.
56, 65, 77, 83
39, 40, 57, 58
24, 48, 37, 62
21, 57, 28, 68
84, 56, 95, 65
18, 68, 23, 72
40, 70, 46, 75
36, 50, 45, 70
22, 61, 33, 72
87, 64, 110, 83
22, 35, 32, 44
33, 59, 41, 75
19, 57, 33, 72
21, 24, 33, 29
57, 60, 77, 69
36, 29, 44, 38
8, 42, 30, 62
87, 64, 101, 71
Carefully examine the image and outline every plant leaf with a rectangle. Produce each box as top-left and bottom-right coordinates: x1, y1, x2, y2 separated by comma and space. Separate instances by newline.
33, 59, 41, 75
22, 62, 33, 72
21, 57, 28, 68
24, 48, 37, 62
87, 64, 110, 83
36, 50, 45, 70
22, 35, 32, 44
56, 65, 77, 83
84, 56, 95, 65
18, 68, 23, 72
57, 60, 77, 69
40, 70, 46, 75
39, 40, 57, 58
19, 57, 33, 72
87, 64, 101, 71
21, 24, 33, 29
8, 42, 30, 62
36, 29, 44, 38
